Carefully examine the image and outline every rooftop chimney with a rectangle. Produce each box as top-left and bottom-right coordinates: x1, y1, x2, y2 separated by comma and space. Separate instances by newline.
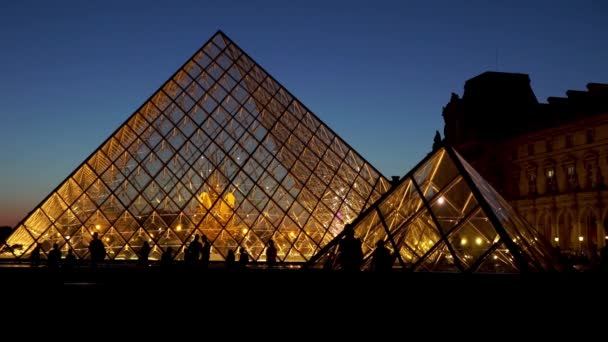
390, 176, 400, 187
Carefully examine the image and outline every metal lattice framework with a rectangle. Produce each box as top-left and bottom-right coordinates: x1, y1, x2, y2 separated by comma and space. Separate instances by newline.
308, 145, 555, 272
3, 31, 390, 262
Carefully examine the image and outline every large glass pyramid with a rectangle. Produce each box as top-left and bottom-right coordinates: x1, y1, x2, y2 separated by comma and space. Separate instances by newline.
308, 144, 555, 272
2, 31, 390, 262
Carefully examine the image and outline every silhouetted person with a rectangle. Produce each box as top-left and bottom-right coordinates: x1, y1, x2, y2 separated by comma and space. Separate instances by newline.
371, 240, 392, 272
266, 239, 277, 267
187, 235, 202, 265
63, 249, 77, 269
30, 243, 41, 267
337, 224, 362, 271
161, 247, 173, 267
89, 232, 106, 268
138, 241, 151, 266
225, 249, 235, 270
238, 247, 249, 268
47, 243, 61, 269
201, 235, 211, 269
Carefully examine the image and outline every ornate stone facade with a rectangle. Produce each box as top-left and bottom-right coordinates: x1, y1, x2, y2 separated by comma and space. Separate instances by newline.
443, 72, 608, 256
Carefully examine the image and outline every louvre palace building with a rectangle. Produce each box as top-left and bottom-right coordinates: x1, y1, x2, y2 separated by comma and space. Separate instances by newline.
443, 71, 608, 258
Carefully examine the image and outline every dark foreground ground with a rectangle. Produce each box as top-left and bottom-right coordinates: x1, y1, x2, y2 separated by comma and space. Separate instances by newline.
2, 264, 606, 299
2, 265, 607, 328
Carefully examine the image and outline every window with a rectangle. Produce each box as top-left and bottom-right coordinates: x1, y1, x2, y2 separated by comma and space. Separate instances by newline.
528, 143, 534, 156
528, 172, 537, 196
565, 135, 573, 148
567, 165, 578, 191
586, 129, 594, 144
546, 167, 557, 193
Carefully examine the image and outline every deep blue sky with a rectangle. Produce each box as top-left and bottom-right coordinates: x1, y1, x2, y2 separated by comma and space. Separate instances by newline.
1, 0, 607, 227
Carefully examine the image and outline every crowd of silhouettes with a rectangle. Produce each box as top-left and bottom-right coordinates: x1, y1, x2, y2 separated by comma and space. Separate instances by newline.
331, 224, 395, 272
22, 226, 608, 274
29, 242, 78, 270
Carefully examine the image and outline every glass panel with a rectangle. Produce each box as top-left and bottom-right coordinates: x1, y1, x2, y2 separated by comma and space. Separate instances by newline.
447, 220, 494, 269
66, 226, 93, 258
24, 209, 53, 240
33, 226, 60, 256
429, 177, 477, 233
198, 212, 224, 246
415, 242, 460, 272
356, 210, 388, 260
292, 231, 318, 260
3, 226, 35, 258
72, 194, 97, 223
213, 229, 239, 261
156, 227, 183, 254
73, 164, 97, 192
129, 195, 154, 223
114, 211, 140, 242
57, 178, 83, 207
413, 150, 441, 187
41, 193, 68, 223
420, 150, 459, 199
241, 229, 266, 261
474, 243, 519, 273
84, 210, 112, 238
171, 214, 196, 244
284, 246, 306, 263
54, 208, 81, 239
393, 210, 442, 263
102, 227, 127, 260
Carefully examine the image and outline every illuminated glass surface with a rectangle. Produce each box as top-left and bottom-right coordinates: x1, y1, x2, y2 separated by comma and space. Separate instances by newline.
2, 31, 388, 262
311, 147, 555, 272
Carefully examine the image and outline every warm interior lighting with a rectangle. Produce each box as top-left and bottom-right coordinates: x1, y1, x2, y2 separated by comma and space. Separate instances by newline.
475, 237, 482, 245
493, 255, 498, 260
578, 236, 584, 242
460, 238, 467, 246
66, 236, 70, 240
437, 196, 445, 205
3, 32, 395, 264
554, 237, 559, 242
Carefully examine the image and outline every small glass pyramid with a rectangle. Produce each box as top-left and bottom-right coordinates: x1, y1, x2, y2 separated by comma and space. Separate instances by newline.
308, 145, 556, 272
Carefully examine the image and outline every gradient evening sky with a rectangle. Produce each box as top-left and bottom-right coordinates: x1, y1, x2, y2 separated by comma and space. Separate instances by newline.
1, 0, 607, 227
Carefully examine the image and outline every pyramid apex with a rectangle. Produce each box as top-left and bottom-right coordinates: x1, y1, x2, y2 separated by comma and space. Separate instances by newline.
4, 30, 387, 264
